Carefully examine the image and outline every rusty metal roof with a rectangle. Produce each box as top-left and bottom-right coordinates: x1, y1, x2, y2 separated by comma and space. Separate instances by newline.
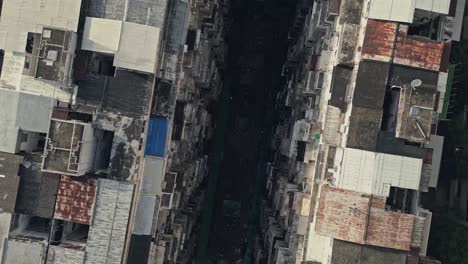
362, 19, 397, 62
315, 186, 417, 251
394, 26, 445, 71
54, 176, 97, 225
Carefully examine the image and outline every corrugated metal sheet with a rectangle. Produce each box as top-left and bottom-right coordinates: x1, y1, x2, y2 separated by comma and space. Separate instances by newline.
54, 176, 97, 225
85, 179, 134, 264
126, 0, 168, 28
133, 195, 157, 235
339, 148, 422, 196
394, 30, 445, 71
416, 0, 450, 14
145, 117, 169, 157
369, 0, 416, 23
47, 246, 85, 264
362, 20, 397, 62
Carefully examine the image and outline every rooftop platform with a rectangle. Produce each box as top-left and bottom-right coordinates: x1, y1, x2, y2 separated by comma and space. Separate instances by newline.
395, 84, 437, 143
54, 176, 97, 225
42, 119, 96, 176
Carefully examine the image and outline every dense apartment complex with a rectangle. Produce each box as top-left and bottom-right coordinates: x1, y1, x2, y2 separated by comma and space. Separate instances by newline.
258, 0, 465, 263
0, 0, 226, 263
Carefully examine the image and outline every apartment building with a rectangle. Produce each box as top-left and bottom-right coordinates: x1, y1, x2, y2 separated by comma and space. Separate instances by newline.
259, 0, 464, 263
0, 0, 226, 263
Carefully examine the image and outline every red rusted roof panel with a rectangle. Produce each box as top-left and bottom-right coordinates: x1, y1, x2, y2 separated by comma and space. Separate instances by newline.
362, 19, 397, 62
54, 176, 97, 225
394, 35, 444, 71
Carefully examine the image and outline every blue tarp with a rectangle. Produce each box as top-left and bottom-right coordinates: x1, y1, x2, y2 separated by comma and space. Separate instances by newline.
145, 117, 169, 157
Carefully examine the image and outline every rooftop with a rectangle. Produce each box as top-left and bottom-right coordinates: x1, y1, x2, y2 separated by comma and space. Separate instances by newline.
368, 0, 450, 23
339, 148, 423, 196
394, 26, 447, 72
315, 186, 419, 251
85, 179, 134, 263
54, 176, 97, 225
331, 240, 407, 264
42, 119, 96, 176
395, 84, 437, 143
352, 61, 389, 110
0, 90, 53, 153
362, 20, 398, 63
15, 154, 60, 218
33, 28, 76, 84
330, 66, 352, 112
0, 152, 23, 213
346, 107, 383, 151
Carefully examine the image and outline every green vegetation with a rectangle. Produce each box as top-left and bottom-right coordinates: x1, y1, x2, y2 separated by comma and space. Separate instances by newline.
426, 40, 468, 264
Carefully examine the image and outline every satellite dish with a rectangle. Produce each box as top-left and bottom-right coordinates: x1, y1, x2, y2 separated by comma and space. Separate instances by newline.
411, 79, 422, 88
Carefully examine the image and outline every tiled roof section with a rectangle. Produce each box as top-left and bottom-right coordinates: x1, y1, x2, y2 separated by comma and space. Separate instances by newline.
316, 186, 419, 251
362, 20, 397, 62
366, 210, 415, 250
54, 176, 97, 225
315, 186, 369, 244
394, 27, 445, 72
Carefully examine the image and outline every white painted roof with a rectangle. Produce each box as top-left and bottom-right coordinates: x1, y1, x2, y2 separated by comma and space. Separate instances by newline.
339, 148, 423, 196
0, 0, 82, 52
82, 17, 122, 54
0, 89, 53, 153
369, 0, 416, 23
416, 0, 450, 14
114, 22, 161, 73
